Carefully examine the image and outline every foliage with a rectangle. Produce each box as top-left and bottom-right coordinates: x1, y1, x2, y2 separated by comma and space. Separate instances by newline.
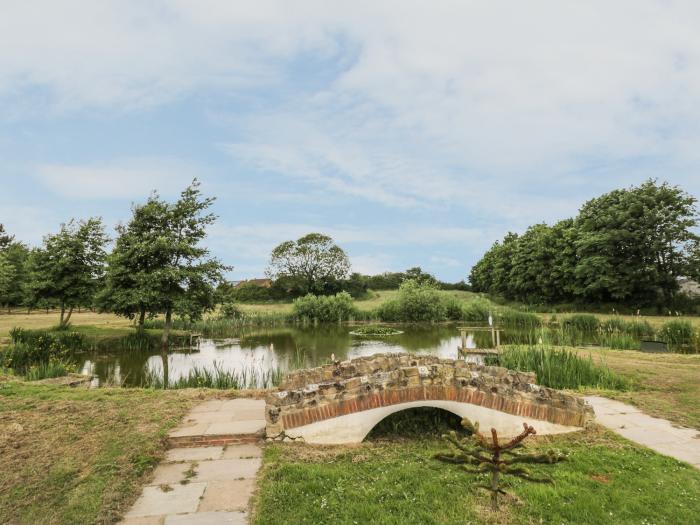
493, 345, 629, 390
229, 281, 274, 302
367, 407, 464, 439
267, 233, 350, 296
24, 359, 76, 381
496, 308, 541, 328
95, 194, 170, 325
435, 418, 566, 510
377, 279, 447, 322
349, 325, 403, 336
25, 218, 108, 327
2, 328, 85, 371
219, 301, 243, 319
292, 291, 357, 322
139, 361, 281, 389
470, 180, 699, 308
561, 313, 600, 331
0, 223, 14, 250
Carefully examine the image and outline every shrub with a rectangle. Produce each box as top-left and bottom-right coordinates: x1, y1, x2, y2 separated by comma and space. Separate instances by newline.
231, 283, 273, 302
1, 328, 81, 371
377, 280, 446, 322
293, 291, 357, 322
460, 299, 490, 323
219, 301, 243, 319
561, 314, 600, 331
493, 345, 628, 390
24, 359, 76, 381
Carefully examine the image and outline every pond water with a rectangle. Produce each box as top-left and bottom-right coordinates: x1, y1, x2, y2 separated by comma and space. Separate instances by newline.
76, 324, 609, 387
78, 325, 476, 387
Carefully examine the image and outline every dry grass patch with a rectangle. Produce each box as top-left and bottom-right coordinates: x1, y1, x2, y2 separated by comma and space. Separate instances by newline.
0, 381, 200, 525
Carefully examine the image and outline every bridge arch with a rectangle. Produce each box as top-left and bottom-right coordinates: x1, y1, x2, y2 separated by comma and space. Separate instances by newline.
265, 354, 593, 444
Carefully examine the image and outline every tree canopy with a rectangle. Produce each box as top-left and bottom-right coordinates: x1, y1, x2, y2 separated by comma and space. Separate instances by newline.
267, 233, 350, 295
469, 180, 699, 307
26, 218, 108, 326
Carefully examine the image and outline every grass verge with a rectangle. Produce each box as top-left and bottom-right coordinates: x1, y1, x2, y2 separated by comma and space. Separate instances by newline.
253, 428, 700, 525
0, 381, 196, 525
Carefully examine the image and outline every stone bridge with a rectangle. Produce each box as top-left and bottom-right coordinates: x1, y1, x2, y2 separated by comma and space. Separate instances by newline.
265, 354, 594, 444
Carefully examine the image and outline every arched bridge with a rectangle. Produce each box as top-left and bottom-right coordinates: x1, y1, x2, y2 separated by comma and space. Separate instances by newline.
265, 354, 594, 444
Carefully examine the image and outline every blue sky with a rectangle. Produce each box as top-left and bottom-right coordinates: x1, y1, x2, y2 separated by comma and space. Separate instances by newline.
2, 1, 700, 281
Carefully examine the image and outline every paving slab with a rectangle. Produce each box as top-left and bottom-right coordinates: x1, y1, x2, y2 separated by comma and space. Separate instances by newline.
166, 447, 224, 462
199, 479, 256, 512
119, 517, 164, 525
189, 400, 225, 413
169, 423, 209, 438
193, 458, 262, 482
164, 512, 247, 525
125, 483, 207, 518
205, 420, 265, 436
222, 444, 262, 459
148, 463, 196, 485
585, 396, 700, 470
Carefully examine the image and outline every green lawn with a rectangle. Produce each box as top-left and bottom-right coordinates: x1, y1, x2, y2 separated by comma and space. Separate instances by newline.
253, 429, 700, 525
0, 381, 196, 525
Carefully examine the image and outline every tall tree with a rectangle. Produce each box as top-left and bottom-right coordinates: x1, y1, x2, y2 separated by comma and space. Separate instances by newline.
96, 196, 170, 326
267, 233, 351, 295
27, 218, 108, 327
143, 181, 228, 345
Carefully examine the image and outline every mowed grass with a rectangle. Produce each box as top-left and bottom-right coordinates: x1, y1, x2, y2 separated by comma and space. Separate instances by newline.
253, 428, 700, 525
580, 348, 700, 430
0, 381, 197, 525
0, 310, 133, 340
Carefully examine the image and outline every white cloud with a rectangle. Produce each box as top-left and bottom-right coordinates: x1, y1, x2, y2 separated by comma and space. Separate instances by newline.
35, 159, 195, 200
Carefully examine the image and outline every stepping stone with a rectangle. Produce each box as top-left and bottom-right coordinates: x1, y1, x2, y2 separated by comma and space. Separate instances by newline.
164, 512, 247, 525
166, 447, 224, 462
205, 420, 265, 436
125, 483, 206, 518
149, 463, 196, 485
199, 479, 256, 512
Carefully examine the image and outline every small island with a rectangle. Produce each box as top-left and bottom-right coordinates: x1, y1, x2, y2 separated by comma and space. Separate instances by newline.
349, 325, 404, 336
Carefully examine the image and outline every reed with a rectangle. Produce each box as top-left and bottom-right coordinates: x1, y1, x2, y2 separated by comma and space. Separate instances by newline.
24, 359, 75, 381
138, 361, 284, 389
493, 345, 628, 390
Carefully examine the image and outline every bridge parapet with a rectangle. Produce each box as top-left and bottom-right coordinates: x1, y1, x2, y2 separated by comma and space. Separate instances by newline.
266, 354, 594, 442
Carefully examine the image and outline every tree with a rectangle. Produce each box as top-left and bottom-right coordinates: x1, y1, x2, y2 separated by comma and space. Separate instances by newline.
27, 218, 108, 327
435, 417, 565, 511
96, 195, 170, 326
267, 233, 350, 295
0, 242, 30, 311
0, 252, 16, 308
0, 224, 14, 250
574, 180, 698, 305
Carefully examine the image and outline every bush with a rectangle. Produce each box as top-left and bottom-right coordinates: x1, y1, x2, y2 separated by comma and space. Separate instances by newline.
497, 308, 541, 329
219, 301, 243, 319
293, 291, 358, 322
562, 314, 600, 331
377, 280, 447, 322
3, 328, 83, 371
460, 299, 491, 323
231, 283, 273, 302
24, 359, 76, 381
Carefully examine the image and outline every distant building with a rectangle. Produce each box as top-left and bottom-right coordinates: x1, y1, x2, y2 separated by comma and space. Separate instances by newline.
678, 277, 700, 298
234, 278, 273, 289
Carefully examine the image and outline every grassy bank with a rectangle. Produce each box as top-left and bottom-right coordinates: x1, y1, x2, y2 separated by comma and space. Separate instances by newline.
581, 348, 700, 430
0, 381, 196, 524
253, 428, 700, 525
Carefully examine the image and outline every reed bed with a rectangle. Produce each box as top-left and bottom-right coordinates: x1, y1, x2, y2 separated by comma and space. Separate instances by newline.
492, 345, 629, 390
138, 361, 284, 389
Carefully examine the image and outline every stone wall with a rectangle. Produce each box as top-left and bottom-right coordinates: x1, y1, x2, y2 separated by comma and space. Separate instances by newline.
265, 354, 594, 438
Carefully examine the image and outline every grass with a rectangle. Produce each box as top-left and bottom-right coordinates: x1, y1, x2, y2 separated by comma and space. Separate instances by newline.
139, 361, 283, 389
0, 380, 197, 525
493, 346, 628, 390
580, 347, 700, 430
0, 310, 133, 340
252, 428, 700, 525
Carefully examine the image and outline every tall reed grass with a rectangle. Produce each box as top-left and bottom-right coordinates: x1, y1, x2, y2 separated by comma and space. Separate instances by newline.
139, 361, 283, 389
493, 345, 628, 390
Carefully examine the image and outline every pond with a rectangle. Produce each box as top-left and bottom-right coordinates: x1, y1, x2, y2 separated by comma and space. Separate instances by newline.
78, 324, 485, 387
76, 324, 616, 387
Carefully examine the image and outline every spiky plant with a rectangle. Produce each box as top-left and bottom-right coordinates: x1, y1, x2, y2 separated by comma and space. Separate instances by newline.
434, 418, 566, 510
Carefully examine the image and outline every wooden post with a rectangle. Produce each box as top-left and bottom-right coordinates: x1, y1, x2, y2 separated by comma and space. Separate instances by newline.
491, 326, 496, 348
461, 329, 467, 350
496, 330, 501, 349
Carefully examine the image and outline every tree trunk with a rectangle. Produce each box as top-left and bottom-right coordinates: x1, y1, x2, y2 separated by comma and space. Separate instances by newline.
63, 306, 74, 326
491, 469, 500, 511
161, 307, 172, 348
138, 306, 146, 327
160, 352, 169, 389
60, 302, 66, 326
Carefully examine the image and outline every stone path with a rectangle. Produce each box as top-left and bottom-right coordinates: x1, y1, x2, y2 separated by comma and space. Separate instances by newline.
585, 396, 700, 469
119, 398, 266, 525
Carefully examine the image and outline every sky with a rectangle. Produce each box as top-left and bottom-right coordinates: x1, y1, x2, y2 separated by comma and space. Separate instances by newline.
2, 1, 700, 282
